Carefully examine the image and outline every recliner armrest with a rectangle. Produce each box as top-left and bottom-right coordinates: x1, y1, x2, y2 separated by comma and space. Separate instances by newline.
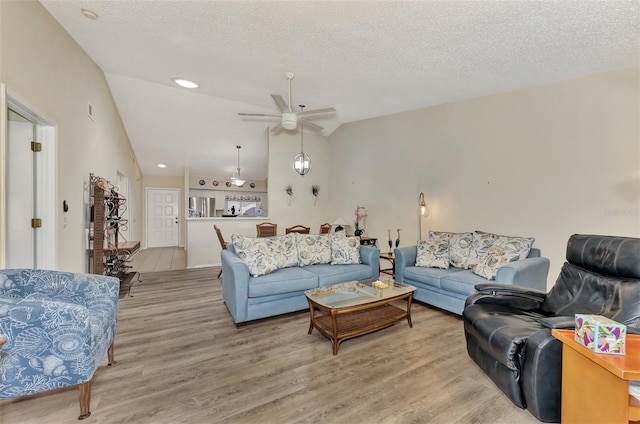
475, 283, 547, 300
466, 283, 547, 311
539, 316, 576, 329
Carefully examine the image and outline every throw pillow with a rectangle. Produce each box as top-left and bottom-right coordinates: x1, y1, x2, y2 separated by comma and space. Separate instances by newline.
331, 236, 361, 265
469, 230, 498, 266
493, 234, 535, 261
472, 245, 520, 280
416, 239, 450, 269
273, 233, 299, 268
296, 233, 333, 266
231, 234, 279, 277
429, 231, 474, 269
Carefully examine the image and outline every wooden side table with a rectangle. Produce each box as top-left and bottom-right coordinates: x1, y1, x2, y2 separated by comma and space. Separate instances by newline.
359, 237, 377, 247
379, 252, 395, 278
552, 329, 640, 424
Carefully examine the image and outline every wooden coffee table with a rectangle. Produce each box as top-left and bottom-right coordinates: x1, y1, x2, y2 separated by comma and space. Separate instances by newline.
305, 280, 415, 355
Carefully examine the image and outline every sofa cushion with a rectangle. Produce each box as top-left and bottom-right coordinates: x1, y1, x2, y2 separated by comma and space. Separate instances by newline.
416, 239, 450, 269
403, 266, 464, 289
296, 233, 334, 266
472, 246, 520, 280
331, 235, 361, 265
248, 267, 318, 297
304, 263, 373, 287
231, 234, 279, 277
440, 270, 490, 296
430, 231, 474, 269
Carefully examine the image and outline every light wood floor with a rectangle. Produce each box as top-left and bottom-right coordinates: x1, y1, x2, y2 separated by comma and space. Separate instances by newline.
128, 247, 187, 273
0, 268, 541, 424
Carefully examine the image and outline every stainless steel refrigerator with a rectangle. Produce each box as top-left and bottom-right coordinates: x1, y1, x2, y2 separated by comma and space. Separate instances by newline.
188, 197, 216, 217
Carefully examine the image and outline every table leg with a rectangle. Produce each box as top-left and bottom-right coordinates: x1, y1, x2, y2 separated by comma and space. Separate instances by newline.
331, 311, 339, 355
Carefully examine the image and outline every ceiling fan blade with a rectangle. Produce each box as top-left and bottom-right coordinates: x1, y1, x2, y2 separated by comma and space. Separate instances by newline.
238, 113, 281, 117
270, 122, 284, 134
299, 118, 323, 132
271, 94, 288, 113
297, 107, 336, 117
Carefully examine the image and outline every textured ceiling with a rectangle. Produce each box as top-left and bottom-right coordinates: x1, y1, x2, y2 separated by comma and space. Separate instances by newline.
40, 1, 640, 178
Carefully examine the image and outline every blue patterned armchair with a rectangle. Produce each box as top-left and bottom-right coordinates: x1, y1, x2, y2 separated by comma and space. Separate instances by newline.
0, 269, 119, 419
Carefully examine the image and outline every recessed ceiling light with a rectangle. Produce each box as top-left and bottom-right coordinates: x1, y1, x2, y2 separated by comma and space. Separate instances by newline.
157, 163, 167, 168
81, 8, 99, 20
173, 79, 199, 89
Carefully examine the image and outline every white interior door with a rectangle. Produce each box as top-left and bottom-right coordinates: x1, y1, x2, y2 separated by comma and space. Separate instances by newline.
146, 188, 180, 248
6, 109, 36, 268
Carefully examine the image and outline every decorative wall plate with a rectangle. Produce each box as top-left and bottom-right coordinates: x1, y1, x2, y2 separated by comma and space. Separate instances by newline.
198, 179, 205, 186
212, 180, 219, 186
225, 181, 231, 187
250, 183, 256, 188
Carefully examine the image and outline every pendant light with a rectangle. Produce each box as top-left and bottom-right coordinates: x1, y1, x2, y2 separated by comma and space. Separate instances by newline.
230, 145, 246, 187
293, 105, 311, 176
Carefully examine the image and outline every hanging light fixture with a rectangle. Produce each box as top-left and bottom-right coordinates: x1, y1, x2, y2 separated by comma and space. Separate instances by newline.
293, 105, 311, 176
230, 145, 246, 187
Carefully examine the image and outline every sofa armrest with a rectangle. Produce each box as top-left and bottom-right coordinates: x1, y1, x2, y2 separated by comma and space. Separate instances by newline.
221, 250, 251, 323
360, 246, 380, 279
394, 246, 417, 283
495, 257, 550, 291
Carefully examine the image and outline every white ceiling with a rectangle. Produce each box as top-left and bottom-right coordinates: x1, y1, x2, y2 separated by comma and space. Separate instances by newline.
40, 1, 640, 178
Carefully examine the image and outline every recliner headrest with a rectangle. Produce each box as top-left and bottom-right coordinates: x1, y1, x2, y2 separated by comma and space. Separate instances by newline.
566, 234, 640, 279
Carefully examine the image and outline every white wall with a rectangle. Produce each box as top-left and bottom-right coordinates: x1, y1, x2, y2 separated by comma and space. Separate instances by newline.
0, 1, 142, 272
329, 67, 640, 287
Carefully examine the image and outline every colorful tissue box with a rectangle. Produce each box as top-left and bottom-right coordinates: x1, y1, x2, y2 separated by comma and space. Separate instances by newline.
574, 314, 626, 355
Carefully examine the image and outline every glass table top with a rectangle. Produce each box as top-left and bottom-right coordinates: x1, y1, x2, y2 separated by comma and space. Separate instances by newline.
305, 280, 415, 309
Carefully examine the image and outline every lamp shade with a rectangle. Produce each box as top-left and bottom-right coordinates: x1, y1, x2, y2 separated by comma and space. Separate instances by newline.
332, 217, 350, 227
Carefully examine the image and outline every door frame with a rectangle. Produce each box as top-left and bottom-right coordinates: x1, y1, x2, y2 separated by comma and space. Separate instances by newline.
145, 187, 181, 248
0, 84, 57, 269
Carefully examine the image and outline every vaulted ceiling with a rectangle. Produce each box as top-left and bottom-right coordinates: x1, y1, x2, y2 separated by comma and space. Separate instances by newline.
40, 1, 640, 178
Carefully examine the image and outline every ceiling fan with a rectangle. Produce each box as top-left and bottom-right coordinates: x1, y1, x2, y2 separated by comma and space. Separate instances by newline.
238, 72, 336, 133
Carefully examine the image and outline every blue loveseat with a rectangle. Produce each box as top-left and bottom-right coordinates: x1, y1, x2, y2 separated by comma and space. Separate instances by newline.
0, 269, 119, 419
395, 231, 550, 315
221, 236, 380, 326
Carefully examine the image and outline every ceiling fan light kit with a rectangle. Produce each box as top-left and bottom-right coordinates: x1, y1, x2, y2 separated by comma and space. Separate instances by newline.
238, 71, 336, 133
293, 113, 311, 176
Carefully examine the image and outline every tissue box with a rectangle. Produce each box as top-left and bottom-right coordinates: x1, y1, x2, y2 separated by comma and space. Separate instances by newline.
575, 314, 626, 355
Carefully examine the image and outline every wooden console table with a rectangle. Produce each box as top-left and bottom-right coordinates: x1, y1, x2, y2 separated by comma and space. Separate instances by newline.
552, 329, 640, 424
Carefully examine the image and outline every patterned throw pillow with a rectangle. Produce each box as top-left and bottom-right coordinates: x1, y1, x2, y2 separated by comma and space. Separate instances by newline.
296, 233, 333, 266
331, 236, 361, 265
493, 234, 535, 260
273, 233, 299, 268
469, 231, 498, 267
231, 234, 279, 277
416, 239, 450, 269
472, 246, 520, 280
429, 231, 474, 269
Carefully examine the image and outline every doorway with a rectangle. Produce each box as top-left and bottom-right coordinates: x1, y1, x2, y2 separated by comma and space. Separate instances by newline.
3, 87, 57, 269
146, 188, 180, 248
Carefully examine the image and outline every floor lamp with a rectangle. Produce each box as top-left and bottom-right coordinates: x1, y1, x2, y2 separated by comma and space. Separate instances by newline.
418, 192, 427, 240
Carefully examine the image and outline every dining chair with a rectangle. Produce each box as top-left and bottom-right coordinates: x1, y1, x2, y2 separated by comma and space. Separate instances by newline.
256, 222, 277, 237
214, 224, 227, 278
286, 225, 311, 234
319, 223, 332, 234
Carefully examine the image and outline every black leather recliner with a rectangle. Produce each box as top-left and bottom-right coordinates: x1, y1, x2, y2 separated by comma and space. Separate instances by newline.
463, 234, 640, 422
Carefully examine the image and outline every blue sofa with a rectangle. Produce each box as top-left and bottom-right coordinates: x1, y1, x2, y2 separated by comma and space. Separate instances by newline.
0, 269, 119, 419
221, 244, 380, 326
395, 246, 549, 315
